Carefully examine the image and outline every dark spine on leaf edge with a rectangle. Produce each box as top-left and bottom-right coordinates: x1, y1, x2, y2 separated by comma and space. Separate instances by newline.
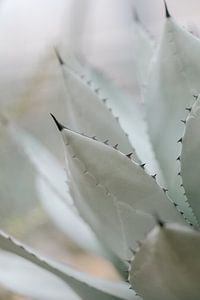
164, 1, 171, 18
50, 114, 65, 131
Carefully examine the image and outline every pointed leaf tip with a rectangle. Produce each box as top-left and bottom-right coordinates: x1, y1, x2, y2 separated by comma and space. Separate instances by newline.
50, 114, 65, 131
54, 48, 64, 65
154, 213, 165, 227
133, 8, 140, 23
164, 1, 171, 18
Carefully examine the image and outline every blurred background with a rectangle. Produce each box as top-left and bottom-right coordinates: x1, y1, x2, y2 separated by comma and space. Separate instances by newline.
0, 0, 200, 298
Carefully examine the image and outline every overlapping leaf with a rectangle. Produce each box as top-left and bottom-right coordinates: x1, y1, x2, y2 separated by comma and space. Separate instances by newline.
81, 23, 165, 185
9, 125, 105, 256
0, 231, 136, 300
130, 223, 200, 300
0, 251, 79, 300
59, 124, 184, 260
59, 62, 137, 157
181, 96, 200, 223
145, 16, 200, 225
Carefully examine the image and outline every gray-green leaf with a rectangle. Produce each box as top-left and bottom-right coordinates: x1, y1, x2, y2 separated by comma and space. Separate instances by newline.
130, 223, 200, 300
181, 96, 200, 224
145, 17, 200, 225
60, 125, 184, 260
0, 231, 135, 300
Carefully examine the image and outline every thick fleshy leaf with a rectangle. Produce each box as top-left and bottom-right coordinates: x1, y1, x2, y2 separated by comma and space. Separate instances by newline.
36, 176, 105, 256
9, 124, 71, 205
9, 125, 105, 256
82, 71, 165, 185
131, 21, 154, 86
81, 24, 164, 185
129, 223, 200, 300
0, 251, 79, 300
181, 97, 200, 223
59, 124, 184, 260
0, 231, 136, 300
84, 19, 154, 96
145, 16, 200, 225
60, 62, 137, 158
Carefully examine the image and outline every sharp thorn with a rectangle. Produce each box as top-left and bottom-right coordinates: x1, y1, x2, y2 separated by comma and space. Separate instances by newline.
50, 114, 66, 131
137, 241, 142, 247
126, 153, 133, 159
140, 163, 146, 169
151, 174, 157, 180
104, 140, 109, 145
176, 156, 181, 161
54, 48, 64, 65
164, 1, 171, 18
181, 120, 186, 124
177, 137, 182, 143
154, 213, 165, 228
185, 107, 192, 112
125, 260, 131, 264
177, 172, 181, 176
129, 248, 136, 255
163, 188, 168, 193
113, 144, 119, 149
87, 80, 92, 86
133, 7, 140, 23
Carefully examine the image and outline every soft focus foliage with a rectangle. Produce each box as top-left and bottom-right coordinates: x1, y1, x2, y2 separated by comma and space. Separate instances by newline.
1, 1, 200, 300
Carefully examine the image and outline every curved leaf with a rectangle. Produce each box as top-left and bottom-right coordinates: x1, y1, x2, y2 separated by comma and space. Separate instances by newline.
60, 63, 137, 157
130, 223, 200, 300
9, 125, 71, 205
181, 97, 200, 223
36, 176, 105, 256
59, 124, 184, 260
82, 24, 164, 185
9, 125, 105, 256
0, 231, 136, 300
145, 17, 200, 225
0, 251, 79, 300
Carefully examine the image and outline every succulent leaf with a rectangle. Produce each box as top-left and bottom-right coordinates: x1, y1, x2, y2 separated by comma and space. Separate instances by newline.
0, 251, 79, 300
36, 176, 106, 256
9, 125, 105, 256
59, 125, 184, 260
60, 63, 137, 157
131, 21, 154, 86
145, 16, 200, 225
85, 19, 154, 96
10, 125, 71, 205
129, 223, 200, 300
0, 231, 135, 300
181, 96, 200, 224
82, 23, 165, 185
84, 68, 166, 187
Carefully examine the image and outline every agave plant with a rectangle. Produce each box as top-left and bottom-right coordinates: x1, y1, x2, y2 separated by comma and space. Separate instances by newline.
1, 2, 200, 300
